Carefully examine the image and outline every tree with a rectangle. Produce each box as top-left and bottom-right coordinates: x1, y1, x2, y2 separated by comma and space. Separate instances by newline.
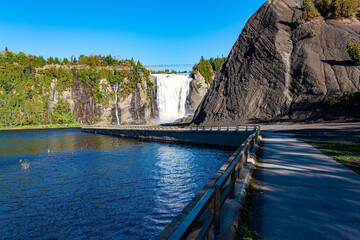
303, 0, 321, 20
313, 0, 359, 18
47, 56, 54, 64
314, 0, 333, 16
333, 0, 359, 18
62, 58, 70, 65
54, 57, 61, 65
346, 40, 360, 65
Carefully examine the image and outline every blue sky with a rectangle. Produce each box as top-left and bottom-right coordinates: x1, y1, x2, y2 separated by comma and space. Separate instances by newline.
0, 0, 267, 68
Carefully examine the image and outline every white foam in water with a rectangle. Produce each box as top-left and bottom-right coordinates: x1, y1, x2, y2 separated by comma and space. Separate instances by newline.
153, 73, 192, 123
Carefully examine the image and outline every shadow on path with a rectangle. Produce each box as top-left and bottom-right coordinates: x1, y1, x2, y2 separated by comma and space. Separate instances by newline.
258, 132, 360, 240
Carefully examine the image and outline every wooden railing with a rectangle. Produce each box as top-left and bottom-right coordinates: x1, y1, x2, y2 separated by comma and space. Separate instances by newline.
164, 127, 260, 240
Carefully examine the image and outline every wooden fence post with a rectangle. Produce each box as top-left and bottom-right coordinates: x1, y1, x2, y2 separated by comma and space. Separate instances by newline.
214, 184, 221, 235
239, 153, 244, 179
230, 170, 235, 198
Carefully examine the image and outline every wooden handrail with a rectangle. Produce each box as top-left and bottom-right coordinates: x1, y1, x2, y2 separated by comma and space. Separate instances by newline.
159, 127, 260, 240
168, 189, 215, 240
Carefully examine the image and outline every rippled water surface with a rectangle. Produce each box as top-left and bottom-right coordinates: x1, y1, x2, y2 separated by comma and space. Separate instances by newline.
0, 129, 234, 239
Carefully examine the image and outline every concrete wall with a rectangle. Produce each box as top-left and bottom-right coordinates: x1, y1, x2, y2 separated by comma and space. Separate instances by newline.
82, 127, 252, 147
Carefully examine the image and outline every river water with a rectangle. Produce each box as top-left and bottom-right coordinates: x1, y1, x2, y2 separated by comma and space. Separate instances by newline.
0, 129, 234, 239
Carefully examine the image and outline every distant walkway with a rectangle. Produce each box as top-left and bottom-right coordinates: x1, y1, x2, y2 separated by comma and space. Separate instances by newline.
259, 132, 360, 240
260, 122, 360, 142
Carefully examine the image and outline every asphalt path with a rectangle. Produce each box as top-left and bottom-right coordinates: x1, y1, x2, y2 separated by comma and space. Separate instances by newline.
258, 131, 360, 239
260, 122, 360, 142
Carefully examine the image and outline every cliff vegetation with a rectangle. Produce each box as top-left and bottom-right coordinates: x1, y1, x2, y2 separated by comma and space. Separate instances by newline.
303, 0, 360, 20
191, 57, 227, 84
0, 49, 154, 127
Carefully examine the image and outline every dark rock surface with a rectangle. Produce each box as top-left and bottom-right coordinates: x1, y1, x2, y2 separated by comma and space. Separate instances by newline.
193, 0, 360, 126
72, 76, 99, 124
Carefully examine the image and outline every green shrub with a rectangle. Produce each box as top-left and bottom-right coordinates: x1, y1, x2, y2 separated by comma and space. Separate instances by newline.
333, 0, 359, 18
328, 97, 339, 107
328, 91, 360, 107
303, 0, 321, 20
346, 40, 360, 65
314, 0, 333, 15
308, 29, 318, 37
306, 0, 359, 19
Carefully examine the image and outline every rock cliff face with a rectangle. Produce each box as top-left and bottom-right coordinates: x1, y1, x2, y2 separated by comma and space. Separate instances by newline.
48, 74, 158, 125
192, 0, 360, 126
186, 72, 209, 115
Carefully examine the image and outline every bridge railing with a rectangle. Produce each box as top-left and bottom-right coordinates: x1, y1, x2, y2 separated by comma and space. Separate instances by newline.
85, 125, 258, 132
161, 127, 260, 240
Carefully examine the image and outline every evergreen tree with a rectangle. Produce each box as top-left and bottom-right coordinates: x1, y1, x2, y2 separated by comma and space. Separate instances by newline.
47, 56, 54, 64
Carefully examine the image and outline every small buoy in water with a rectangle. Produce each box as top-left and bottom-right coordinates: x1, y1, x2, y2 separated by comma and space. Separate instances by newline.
48, 149, 50, 153
19, 159, 22, 163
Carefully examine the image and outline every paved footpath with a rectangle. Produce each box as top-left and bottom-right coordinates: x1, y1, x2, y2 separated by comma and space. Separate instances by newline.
260, 132, 360, 240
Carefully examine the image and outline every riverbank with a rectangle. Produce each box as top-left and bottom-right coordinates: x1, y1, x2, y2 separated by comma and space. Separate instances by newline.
0, 123, 82, 131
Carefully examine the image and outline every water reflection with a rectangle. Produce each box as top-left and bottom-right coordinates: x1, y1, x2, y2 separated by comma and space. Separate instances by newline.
0, 129, 234, 239
153, 145, 195, 215
0, 129, 142, 156
148, 144, 233, 232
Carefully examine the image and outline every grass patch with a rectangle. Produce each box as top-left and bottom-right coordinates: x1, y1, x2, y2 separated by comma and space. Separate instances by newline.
235, 179, 261, 240
0, 122, 82, 131
307, 141, 360, 174
235, 139, 263, 240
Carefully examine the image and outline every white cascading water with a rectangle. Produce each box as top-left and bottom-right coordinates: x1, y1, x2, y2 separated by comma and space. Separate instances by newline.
153, 73, 192, 123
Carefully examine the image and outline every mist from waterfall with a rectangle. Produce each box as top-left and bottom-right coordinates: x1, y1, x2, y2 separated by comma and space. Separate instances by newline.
153, 73, 192, 123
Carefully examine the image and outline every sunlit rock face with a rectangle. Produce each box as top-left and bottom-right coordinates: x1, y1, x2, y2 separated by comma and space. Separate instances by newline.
186, 72, 209, 115
193, 0, 360, 126
61, 75, 158, 125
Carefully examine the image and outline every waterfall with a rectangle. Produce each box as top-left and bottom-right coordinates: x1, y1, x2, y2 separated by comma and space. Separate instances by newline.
112, 82, 120, 125
153, 73, 192, 123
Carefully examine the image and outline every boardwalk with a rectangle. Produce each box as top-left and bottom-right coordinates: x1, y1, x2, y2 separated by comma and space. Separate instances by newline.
260, 132, 360, 239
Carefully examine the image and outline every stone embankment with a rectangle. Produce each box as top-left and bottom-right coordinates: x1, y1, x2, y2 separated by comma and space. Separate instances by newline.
82, 125, 254, 147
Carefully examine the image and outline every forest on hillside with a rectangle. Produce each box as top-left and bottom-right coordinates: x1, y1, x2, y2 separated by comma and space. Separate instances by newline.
0, 50, 152, 128
0, 50, 228, 128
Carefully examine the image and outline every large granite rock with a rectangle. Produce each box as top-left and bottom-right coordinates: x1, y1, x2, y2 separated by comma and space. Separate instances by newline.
192, 0, 360, 126
185, 72, 209, 115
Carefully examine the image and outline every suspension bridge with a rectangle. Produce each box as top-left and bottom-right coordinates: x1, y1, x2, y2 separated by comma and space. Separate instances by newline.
143, 64, 195, 68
